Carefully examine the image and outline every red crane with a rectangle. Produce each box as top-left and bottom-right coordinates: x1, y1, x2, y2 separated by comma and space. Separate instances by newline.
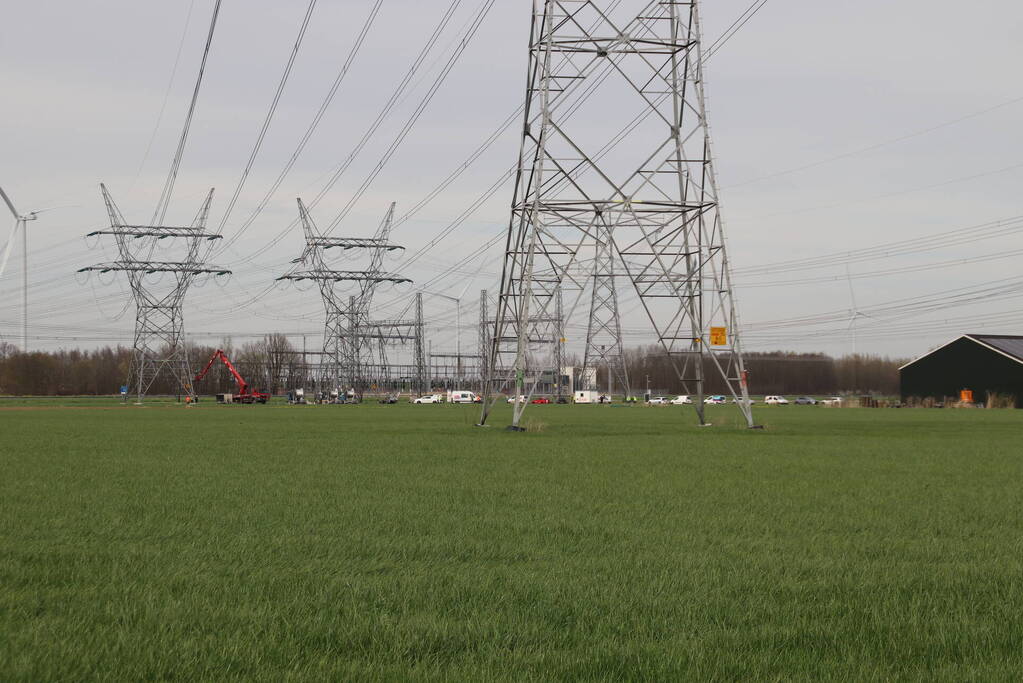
194, 349, 270, 404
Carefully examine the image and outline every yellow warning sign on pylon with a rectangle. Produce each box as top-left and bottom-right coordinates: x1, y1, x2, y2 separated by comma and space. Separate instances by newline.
710, 326, 727, 346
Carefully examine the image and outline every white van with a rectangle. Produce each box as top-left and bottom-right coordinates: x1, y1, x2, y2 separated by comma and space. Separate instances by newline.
574, 390, 599, 404
448, 390, 479, 404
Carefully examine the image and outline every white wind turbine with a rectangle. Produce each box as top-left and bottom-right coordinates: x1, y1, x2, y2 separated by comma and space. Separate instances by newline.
1, 185, 46, 352
845, 265, 874, 356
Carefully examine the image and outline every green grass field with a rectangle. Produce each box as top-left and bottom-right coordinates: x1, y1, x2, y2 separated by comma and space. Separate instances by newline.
2, 401, 1021, 680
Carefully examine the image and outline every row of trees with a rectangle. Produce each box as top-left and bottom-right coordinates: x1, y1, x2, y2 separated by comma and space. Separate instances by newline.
613, 347, 905, 396
0, 335, 304, 396
0, 339, 904, 396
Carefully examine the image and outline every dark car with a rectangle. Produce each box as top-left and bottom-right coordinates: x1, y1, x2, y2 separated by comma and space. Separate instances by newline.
794, 396, 817, 405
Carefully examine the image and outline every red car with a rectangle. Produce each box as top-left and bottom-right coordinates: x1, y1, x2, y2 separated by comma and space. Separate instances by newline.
531, 397, 550, 404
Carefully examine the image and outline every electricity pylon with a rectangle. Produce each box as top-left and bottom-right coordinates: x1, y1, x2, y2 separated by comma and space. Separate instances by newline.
582, 230, 629, 398
479, 0, 754, 429
79, 184, 230, 402
277, 199, 416, 399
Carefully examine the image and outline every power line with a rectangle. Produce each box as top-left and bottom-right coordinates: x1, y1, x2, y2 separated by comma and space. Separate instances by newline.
726, 94, 1023, 190
734, 214, 1023, 277
323, 0, 497, 233
215, 0, 319, 234
703, 0, 768, 62
128, 0, 198, 193
213, 0, 386, 256
220, 0, 472, 269
152, 0, 224, 225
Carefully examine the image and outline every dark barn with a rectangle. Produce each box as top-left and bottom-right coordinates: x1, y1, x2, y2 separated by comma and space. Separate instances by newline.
900, 334, 1023, 407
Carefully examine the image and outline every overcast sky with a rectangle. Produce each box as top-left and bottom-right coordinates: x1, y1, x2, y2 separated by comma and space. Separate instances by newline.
2, 0, 1022, 361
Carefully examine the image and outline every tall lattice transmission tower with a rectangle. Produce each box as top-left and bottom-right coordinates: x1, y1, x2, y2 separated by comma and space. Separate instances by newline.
582, 232, 630, 397
479, 0, 754, 429
79, 184, 230, 402
277, 199, 418, 399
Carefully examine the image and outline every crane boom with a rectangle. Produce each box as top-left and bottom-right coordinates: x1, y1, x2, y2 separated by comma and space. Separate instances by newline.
194, 349, 268, 402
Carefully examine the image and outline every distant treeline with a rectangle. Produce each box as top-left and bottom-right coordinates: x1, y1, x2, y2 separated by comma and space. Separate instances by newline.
0, 338, 903, 396
617, 346, 904, 396
0, 334, 304, 396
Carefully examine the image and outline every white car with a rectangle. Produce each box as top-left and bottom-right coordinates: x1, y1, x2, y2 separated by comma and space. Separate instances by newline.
732, 397, 756, 405
704, 395, 726, 404
764, 395, 789, 405
648, 396, 669, 405
506, 395, 527, 403
670, 395, 692, 405
413, 394, 442, 404
820, 396, 843, 407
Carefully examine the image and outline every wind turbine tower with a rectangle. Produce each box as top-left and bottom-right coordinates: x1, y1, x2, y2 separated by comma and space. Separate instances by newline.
1, 186, 42, 352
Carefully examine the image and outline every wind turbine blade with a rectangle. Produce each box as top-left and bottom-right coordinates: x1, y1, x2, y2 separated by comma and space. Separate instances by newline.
27, 204, 80, 216
0, 220, 21, 278
0, 186, 19, 219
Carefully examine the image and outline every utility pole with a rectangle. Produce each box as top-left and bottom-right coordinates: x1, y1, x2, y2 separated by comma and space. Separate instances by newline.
478, 0, 755, 429
78, 184, 229, 402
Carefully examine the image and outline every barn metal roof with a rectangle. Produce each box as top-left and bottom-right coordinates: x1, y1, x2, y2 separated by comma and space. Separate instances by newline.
899, 334, 1023, 370
969, 335, 1023, 363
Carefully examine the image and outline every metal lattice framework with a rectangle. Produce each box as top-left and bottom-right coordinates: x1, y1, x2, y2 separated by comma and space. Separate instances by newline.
277, 199, 420, 397
478, 289, 491, 388
582, 231, 629, 396
79, 183, 230, 402
479, 0, 754, 429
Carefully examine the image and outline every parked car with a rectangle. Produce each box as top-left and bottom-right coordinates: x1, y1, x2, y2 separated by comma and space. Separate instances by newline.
648, 396, 669, 405
378, 394, 399, 404
732, 397, 756, 404
764, 395, 789, 405
670, 395, 692, 405
531, 397, 550, 404
794, 396, 817, 405
507, 395, 527, 403
820, 396, 844, 407
413, 394, 442, 404
704, 395, 726, 404
449, 390, 480, 404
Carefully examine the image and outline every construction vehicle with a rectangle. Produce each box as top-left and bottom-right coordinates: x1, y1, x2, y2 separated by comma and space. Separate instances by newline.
194, 349, 270, 404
